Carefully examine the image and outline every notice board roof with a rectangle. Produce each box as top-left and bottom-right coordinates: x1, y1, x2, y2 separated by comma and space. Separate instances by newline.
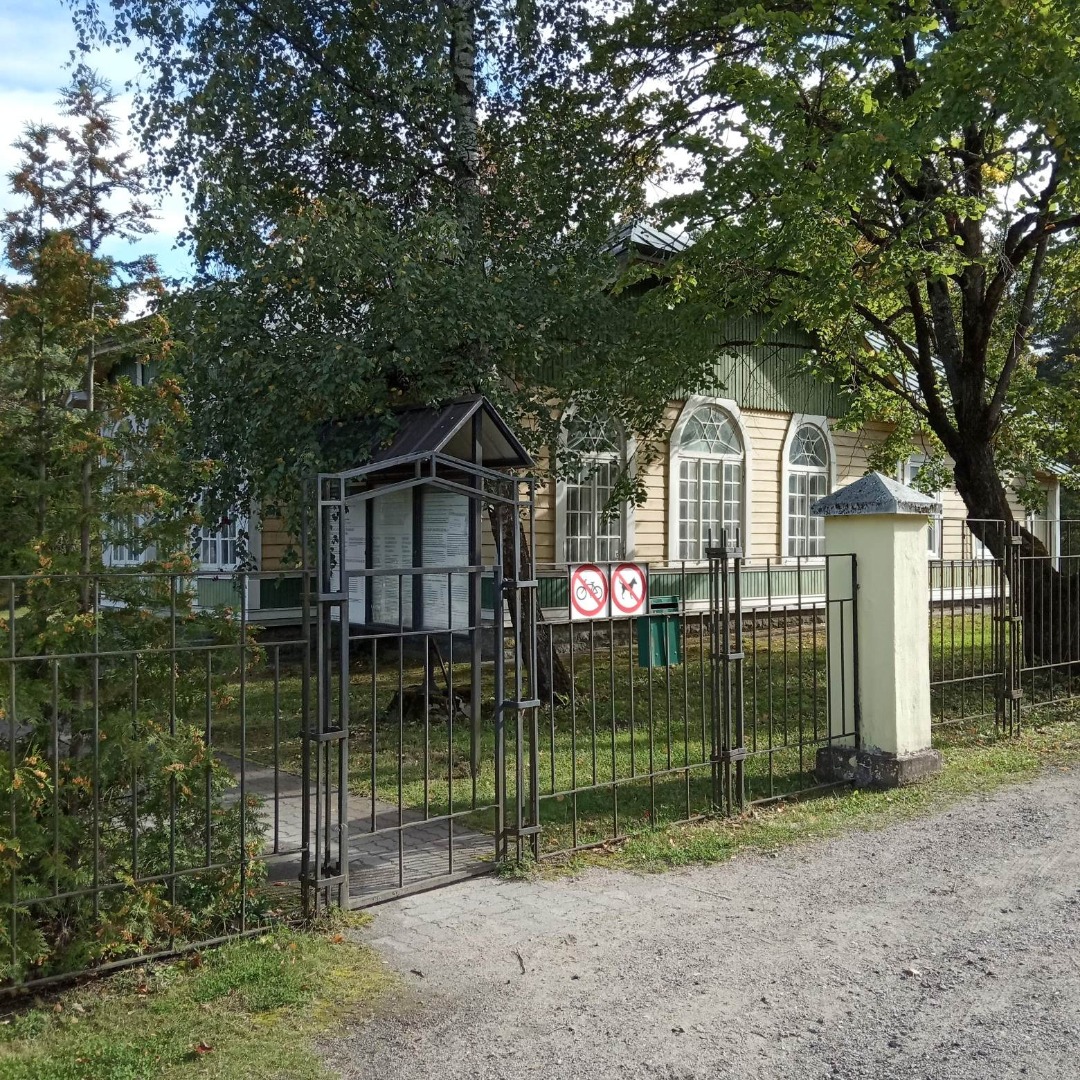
330, 394, 533, 484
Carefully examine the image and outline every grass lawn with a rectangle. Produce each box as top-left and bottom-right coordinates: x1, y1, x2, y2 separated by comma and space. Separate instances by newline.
216, 621, 838, 851
0, 918, 393, 1080
568, 712, 1080, 873
211, 612, 1080, 858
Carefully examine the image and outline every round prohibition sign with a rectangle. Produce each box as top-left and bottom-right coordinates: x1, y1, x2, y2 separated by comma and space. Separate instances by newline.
610, 562, 647, 615
570, 563, 608, 619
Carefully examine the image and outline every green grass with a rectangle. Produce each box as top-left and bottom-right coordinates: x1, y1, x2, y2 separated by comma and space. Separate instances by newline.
216, 622, 839, 852
0, 919, 393, 1080
559, 713, 1080, 873
211, 612, 1080, 859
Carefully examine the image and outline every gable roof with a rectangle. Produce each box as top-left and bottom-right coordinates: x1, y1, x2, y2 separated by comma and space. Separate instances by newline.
325, 394, 533, 483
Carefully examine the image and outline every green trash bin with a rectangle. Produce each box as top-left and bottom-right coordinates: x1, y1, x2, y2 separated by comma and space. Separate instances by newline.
637, 595, 683, 668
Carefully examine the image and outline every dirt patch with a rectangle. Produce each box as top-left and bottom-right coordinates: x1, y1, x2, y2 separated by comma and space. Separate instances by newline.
326, 767, 1080, 1079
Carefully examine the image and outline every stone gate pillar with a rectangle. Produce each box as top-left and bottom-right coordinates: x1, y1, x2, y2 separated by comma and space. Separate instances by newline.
813, 472, 943, 787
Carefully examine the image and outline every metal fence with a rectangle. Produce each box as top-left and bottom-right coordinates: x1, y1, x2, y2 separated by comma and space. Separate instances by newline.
930, 518, 1080, 736
0, 569, 313, 992
529, 544, 859, 859
3, 541, 862, 989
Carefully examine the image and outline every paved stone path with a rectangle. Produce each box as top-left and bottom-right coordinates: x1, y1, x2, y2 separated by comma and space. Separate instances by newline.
224, 758, 493, 901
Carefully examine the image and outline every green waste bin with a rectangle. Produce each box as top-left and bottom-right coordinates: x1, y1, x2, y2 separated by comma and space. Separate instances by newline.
637, 595, 683, 668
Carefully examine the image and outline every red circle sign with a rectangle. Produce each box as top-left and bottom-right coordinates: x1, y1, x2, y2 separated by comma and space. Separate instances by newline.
570, 564, 608, 618
610, 562, 647, 615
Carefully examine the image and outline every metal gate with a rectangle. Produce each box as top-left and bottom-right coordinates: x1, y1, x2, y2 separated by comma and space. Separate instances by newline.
306, 467, 540, 910
706, 532, 860, 815
304, 507, 860, 907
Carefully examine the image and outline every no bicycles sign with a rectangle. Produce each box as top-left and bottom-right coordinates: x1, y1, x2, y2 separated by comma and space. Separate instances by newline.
569, 563, 608, 620
568, 562, 649, 621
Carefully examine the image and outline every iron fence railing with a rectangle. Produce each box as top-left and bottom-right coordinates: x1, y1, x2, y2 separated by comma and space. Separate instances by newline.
530, 548, 859, 859
4, 545, 866, 984
929, 518, 1080, 737
0, 569, 313, 993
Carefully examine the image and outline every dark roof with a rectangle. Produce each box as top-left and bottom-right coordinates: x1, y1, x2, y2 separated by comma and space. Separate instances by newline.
812, 472, 941, 517
323, 395, 533, 481
368, 395, 532, 469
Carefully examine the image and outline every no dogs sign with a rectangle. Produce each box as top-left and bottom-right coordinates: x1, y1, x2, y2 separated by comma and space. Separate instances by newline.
610, 562, 648, 616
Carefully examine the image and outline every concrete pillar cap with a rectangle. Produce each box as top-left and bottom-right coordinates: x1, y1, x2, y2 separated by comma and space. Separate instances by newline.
812, 471, 942, 517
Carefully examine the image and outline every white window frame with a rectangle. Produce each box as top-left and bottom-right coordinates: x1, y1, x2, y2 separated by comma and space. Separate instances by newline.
104, 514, 152, 568
554, 414, 636, 564
195, 514, 246, 572
1025, 481, 1061, 568
780, 414, 836, 562
668, 396, 752, 563
900, 454, 942, 560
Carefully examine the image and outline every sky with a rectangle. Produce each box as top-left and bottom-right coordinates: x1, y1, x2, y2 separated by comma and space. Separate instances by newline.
0, 0, 191, 280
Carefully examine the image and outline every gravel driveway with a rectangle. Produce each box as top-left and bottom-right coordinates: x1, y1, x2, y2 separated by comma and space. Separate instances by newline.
327, 767, 1080, 1080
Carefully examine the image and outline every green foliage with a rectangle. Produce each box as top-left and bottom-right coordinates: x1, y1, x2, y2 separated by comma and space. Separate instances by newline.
0, 75, 267, 986
0, 69, 185, 577
594, 0, 1080, 521
68, 1, 721, 530
0, 589, 268, 985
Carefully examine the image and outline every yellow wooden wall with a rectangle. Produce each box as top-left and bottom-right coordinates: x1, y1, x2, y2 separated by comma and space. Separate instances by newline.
259, 409, 1055, 572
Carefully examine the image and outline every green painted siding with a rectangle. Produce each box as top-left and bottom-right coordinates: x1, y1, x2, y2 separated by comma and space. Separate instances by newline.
196, 577, 244, 610
259, 575, 309, 610
545, 313, 848, 419
681, 316, 849, 418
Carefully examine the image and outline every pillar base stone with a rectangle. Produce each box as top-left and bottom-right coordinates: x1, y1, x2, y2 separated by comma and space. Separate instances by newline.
816, 744, 943, 789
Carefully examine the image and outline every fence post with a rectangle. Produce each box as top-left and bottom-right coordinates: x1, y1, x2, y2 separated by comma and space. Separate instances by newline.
813, 472, 943, 787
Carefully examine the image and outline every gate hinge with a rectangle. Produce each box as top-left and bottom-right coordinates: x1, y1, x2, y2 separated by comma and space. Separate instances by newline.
498, 698, 541, 712
500, 578, 538, 591
714, 748, 748, 764
311, 729, 347, 744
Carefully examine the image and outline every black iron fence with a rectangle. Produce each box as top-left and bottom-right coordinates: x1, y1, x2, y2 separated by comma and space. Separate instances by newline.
930, 518, 1080, 736
529, 544, 859, 859
0, 569, 313, 992
3, 542, 863, 988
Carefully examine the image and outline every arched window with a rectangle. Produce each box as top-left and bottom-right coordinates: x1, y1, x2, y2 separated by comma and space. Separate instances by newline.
563, 419, 625, 563
676, 404, 744, 560
787, 422, 830, 557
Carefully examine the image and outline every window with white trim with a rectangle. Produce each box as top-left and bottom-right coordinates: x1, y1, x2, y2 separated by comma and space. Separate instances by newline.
902, 456, 942, 559
676, 404, 744, 560
106, 515, 148, 566
197, 518, 240, 570
786, 423, 830, 557
563, 419, 625, 563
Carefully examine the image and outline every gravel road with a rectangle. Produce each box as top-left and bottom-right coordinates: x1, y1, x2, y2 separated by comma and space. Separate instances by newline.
327, 767, 1080, 1080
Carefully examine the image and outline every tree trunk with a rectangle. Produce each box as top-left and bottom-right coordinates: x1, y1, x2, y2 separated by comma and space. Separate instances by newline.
950, 439, 1076, 666
488, 503, 572, 701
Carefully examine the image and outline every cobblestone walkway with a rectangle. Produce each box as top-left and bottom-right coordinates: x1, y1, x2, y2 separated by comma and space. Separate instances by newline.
224, 758, 494, 902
